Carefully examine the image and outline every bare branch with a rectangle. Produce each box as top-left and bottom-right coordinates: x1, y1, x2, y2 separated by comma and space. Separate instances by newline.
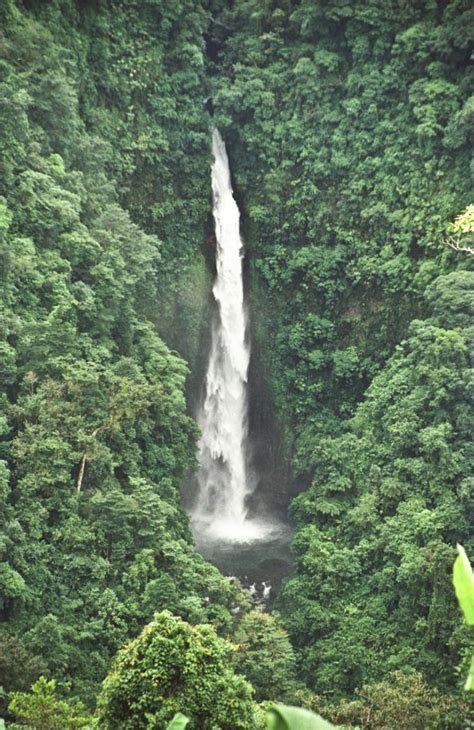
76, 453, 87, 492
446, 236, 474, 256
76, 423, 112, 492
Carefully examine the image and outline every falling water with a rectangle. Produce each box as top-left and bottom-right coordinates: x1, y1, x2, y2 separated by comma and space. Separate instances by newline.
192, 129, 269, 543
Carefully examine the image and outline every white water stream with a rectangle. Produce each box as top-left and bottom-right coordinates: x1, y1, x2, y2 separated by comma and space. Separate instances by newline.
191, 129, 274, 544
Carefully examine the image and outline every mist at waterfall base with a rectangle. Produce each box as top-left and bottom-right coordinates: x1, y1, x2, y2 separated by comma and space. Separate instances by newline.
188, 130, 292, 588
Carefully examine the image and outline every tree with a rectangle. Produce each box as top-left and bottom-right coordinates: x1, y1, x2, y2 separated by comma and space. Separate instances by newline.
0, 1, 235, 705
8, 677, 91, 730
446, 205, 474, 255
331, 671, 470, 730
280, 274, 474, 697
232, 611, 299, 702
97, 611, 258, 729
0, 635, 46, 718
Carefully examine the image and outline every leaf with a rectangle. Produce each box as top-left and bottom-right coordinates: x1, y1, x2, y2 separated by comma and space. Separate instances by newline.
453, 544, 474, 625
166, 713, 190, 730
465, 656, 474, 691
267, 704, 336, 730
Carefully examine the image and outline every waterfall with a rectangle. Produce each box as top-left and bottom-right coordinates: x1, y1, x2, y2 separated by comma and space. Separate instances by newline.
192, 129, 264, 543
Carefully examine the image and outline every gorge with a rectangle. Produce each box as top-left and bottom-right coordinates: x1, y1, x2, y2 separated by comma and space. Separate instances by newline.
0, 0, 472, 727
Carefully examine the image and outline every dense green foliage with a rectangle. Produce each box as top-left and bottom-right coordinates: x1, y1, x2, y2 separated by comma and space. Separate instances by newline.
208, 0, 474, 708
232, 610, 299, 702
97, 611, 258, 729
0, 0, 239, 710
8, 678, 91, 730
1, 0, 473, 727
279, 274, 474, 696
211, 0, 472, 432
300, 670, 470, 729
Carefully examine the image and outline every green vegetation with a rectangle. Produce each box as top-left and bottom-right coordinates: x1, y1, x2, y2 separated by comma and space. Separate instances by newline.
0, 0, 472, 728
299, 670, 470, 729
0, 0, 238, 712
453, 545, 474, 690
166, 715, 191, 730
266, 705, 334, 730
208, 0, 473, 712
8, 678, 91, 730
279, 277, 473, 696
447, 205, 474, 254
97, 611, 258, 729
232, 610, 299, 703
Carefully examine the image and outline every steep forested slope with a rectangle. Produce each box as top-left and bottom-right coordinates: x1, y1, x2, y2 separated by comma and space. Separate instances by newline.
212, 0, 472, 443
208, 0, 473, 699
0, 0, 240, 707
281, 275, 473, 695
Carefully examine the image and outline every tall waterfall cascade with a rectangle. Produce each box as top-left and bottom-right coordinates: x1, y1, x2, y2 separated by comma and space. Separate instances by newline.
191, 129, 272, 543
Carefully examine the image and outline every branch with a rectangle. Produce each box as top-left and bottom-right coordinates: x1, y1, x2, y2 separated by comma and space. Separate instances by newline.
76, 453, 87, 493
446, 236, 474, 256
75, 424, 112, 493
